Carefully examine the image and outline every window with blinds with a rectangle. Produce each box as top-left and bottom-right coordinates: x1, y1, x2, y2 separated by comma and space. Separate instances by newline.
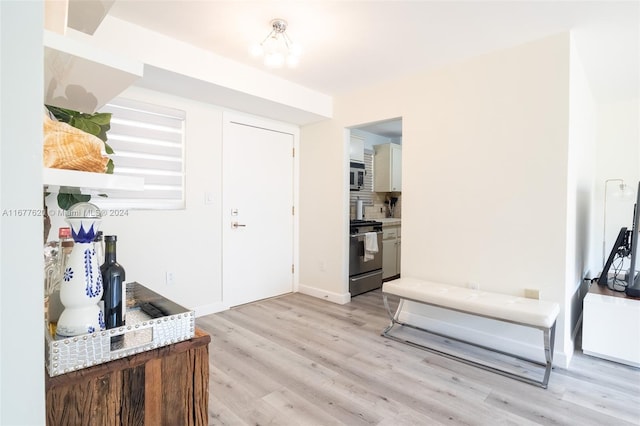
96, 98, 186, 209
350, 149, 374, 206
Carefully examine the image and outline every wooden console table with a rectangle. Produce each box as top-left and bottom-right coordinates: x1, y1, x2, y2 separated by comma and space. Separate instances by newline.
46, 328, 211, 425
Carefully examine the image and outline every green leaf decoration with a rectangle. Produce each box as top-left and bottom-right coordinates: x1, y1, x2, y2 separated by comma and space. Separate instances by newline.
45, 105, 75, 122
104, 142, 114, 155
106, 159, 114, 174
91, 113, 112, 125
73, 118, 102, 136
57, 192, 91, 210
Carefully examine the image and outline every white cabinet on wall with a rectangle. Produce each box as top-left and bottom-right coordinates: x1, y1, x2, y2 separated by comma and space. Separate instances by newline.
374, 143, 401, 192
350, 135, 365, 163
381, 221, 401, 280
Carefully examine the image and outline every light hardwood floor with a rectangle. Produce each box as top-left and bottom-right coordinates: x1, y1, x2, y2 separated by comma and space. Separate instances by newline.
197, 290, 640, 425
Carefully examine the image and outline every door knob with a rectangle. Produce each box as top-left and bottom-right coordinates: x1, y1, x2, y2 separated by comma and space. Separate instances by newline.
231, 221, 247, 229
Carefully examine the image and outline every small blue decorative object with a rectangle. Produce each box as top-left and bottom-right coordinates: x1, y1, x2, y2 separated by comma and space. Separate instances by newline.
98, 310, 105, 330
63, 267, 74, 282
83, 248, 102, 298
72, 223, 97, 244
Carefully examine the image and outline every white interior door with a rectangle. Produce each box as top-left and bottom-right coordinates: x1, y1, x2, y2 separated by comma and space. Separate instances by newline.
222, 115, 294, 307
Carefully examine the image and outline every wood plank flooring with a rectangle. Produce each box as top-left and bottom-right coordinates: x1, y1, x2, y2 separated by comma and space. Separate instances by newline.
197, 290, 640, 425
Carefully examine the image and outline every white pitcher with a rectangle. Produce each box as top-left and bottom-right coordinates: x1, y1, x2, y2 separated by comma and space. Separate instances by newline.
56, 202, 105, 337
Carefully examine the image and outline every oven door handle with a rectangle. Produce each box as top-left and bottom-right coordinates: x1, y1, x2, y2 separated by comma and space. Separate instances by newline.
351, 231, 382, 238
351, 270, 382, 281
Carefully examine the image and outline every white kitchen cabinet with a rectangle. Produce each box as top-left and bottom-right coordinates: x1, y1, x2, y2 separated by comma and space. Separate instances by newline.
44, 30, 143, 114
381, 221, 401, 280
350, 135, 365, 163
374, 143, 401, 192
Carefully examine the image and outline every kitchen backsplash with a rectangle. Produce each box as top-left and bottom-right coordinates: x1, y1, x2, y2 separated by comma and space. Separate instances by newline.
350, 192, 401, 220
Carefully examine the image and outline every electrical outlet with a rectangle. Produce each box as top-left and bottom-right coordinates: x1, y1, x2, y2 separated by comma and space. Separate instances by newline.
524, 288, 540, 300
166, 271, 175, 286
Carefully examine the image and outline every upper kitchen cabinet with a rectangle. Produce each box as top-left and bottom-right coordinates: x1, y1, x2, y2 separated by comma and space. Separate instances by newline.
44, 30, 143, 114
374, 143, 402, 192
350, 135, 365, 163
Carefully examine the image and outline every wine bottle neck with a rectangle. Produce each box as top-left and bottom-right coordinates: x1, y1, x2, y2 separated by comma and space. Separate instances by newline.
104, 241, 117, 263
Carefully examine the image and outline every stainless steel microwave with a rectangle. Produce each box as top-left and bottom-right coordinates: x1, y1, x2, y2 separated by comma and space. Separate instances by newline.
350, 161, 365, 191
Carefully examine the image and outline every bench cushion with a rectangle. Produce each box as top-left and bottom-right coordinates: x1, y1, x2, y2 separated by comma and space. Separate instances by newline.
383, 277, 559, 328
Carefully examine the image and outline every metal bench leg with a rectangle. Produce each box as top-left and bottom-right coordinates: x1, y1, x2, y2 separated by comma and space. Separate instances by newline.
541, 321, 556, 388
382, 293, 404, 336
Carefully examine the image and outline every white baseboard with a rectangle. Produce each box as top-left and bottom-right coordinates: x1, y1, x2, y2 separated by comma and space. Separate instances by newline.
194, 302, 228, 317
298, 284, 351, 305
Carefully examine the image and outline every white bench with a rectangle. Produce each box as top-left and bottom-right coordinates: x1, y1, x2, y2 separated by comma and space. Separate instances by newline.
381, 277, 560, 388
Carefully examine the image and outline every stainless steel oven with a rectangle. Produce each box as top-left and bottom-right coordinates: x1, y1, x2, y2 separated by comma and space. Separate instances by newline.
349, 220, 383, 296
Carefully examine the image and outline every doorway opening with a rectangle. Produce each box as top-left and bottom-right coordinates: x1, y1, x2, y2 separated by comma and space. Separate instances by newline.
347, 117, 403, 296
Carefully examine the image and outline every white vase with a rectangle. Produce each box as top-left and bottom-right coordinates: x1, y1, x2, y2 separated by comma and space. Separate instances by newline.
56, 203, 105, 337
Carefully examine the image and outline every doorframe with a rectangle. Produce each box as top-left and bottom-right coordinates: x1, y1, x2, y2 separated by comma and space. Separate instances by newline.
221, 111, 300, 305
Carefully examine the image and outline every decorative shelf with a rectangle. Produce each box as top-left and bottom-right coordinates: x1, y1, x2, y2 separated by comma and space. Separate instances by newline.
43, 168, 144, 194
44, 30, 144, 114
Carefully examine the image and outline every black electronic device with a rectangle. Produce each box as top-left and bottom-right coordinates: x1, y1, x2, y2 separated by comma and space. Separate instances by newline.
598, 227, 629, 288
625, 182, 640, 297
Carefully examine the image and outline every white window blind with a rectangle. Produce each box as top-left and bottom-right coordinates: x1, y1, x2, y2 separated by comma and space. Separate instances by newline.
97, 98, 186, 209
350, 149, 374, 206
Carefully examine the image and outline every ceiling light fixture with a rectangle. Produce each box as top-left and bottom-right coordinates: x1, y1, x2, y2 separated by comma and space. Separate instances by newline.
250, 18, 301, 68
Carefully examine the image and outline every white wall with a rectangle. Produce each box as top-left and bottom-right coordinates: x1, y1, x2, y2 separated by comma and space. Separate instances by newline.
298, 120, 352, 301
565, 34, 597, 359
47, 85, 227, 315
0, 1, 46, 424
301, 33, 576, 365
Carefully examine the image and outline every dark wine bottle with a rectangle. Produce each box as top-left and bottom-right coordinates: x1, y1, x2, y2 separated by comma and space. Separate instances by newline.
100, 235, 125, 345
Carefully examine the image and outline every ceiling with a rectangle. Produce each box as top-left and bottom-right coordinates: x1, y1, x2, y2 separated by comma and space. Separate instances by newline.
106, 0, 639, 105
354, 118, 403, 139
